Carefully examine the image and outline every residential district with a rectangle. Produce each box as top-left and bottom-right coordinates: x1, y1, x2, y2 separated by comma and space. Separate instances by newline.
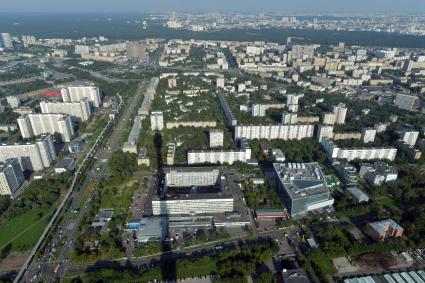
1, 14, 425, 283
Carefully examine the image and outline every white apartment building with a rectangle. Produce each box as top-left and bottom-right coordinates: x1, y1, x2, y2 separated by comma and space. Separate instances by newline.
6, 96, 20, 109
322, 112, 336, 125
40, 99, 91, 122
282, 112, 298, 124
0, 135, 56, 171
321, 138, 397, 161
234, 124, 314, 141
150, 111, 164, 131
18, 113, 74, 142
164, 167, 220, 188
400, 130, 419, 146
216, 77, 225, 89
188, 149, 251, 165
333, 103, 348, 124
317, 125, 334, 142
0, 158, 25, 197
361, 128, 377, 144
209, 129, 224, 148
61, 84, 102, 108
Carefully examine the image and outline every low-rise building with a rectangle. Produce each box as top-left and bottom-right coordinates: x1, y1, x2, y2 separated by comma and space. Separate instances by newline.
369, 219, 403, 241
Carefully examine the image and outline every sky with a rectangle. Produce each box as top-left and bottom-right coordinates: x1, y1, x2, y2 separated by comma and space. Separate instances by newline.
1, 0, 425, 13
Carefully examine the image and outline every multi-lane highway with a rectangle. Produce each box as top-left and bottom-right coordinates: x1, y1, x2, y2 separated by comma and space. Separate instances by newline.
18, 81, 147, 283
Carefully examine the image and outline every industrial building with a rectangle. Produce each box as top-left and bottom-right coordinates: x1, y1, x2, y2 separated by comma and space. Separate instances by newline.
135, 217, 166, 243
273, 162, 334, 217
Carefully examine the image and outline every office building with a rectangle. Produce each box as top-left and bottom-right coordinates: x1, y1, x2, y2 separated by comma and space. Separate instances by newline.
361, 128, 377, 143
394, 93, 417, 111
6, 96, 20, 109
127, 42, 148, 60
40, 99, 91, 122
359, 162, 398, 186
150, 111, 164, 131
0, 159, 25, 197
333, 103, 347, 124
273, 162, 334, 217
18, 113, 74, 142
164, 167, 220, 188
209, 129, 224, 148
234, 124, 314, 141
152, 194, 234, 215
321, 138, 397, 161
0, 33, 13, 48
0, 135, 56, 171
282, 112, 298, 125
61, 83, 102, 108
400, 130, 419, 146
369, 219, 403, 241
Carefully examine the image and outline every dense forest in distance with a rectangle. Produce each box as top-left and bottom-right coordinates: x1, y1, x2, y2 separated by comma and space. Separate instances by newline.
2, 13, 425, 48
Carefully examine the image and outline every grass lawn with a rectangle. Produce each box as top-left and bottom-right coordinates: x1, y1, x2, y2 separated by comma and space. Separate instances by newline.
0, 208, 54, 252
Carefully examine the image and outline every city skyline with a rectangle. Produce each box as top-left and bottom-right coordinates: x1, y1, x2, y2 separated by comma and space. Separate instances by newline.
1, 0, 425, 13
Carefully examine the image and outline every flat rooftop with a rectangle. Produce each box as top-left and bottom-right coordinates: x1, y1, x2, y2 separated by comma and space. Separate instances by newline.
154, 192, 233, 201
163, 166, 220, 174
274, 162, 330, 200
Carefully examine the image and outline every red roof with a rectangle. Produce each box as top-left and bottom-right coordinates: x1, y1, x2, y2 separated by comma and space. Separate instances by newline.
40, 90, 61, 97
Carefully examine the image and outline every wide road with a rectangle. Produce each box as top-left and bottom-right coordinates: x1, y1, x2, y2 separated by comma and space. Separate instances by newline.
23, 80, 148, 283
61, 227, 299, 279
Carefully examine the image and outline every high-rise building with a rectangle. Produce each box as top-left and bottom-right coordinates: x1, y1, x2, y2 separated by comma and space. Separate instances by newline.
282, 112, 298, 124
333, 103, 347, 124
322, 112, 336, 125
18, 114, 74, 142
40, 99, 91, 122
150, 111, 164, 131
164, 167, 220, 188
0, 33, 13, 48
74, 45, 90, 55
167, 78, 177, 89
60, 83, 102, 108
317, 125, 334, 142
0, 159, 25, 197
400, 130, 419, 146
0, 135, 56, 171
6, 96, 20, 109
361, 128, 377, 144
21, 35, 36, 47
209, 129, 224, 148
127, 42, 148, 60
216, 77, 225, 89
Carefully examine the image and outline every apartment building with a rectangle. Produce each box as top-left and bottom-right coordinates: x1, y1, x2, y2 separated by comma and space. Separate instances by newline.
18, 113, 74, 142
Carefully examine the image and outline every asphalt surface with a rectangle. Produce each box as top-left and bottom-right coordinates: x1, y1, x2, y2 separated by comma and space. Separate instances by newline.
22, 81, 147, 283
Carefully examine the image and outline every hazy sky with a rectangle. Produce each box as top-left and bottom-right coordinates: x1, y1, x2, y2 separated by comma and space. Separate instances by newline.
1, 0, 425, 13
